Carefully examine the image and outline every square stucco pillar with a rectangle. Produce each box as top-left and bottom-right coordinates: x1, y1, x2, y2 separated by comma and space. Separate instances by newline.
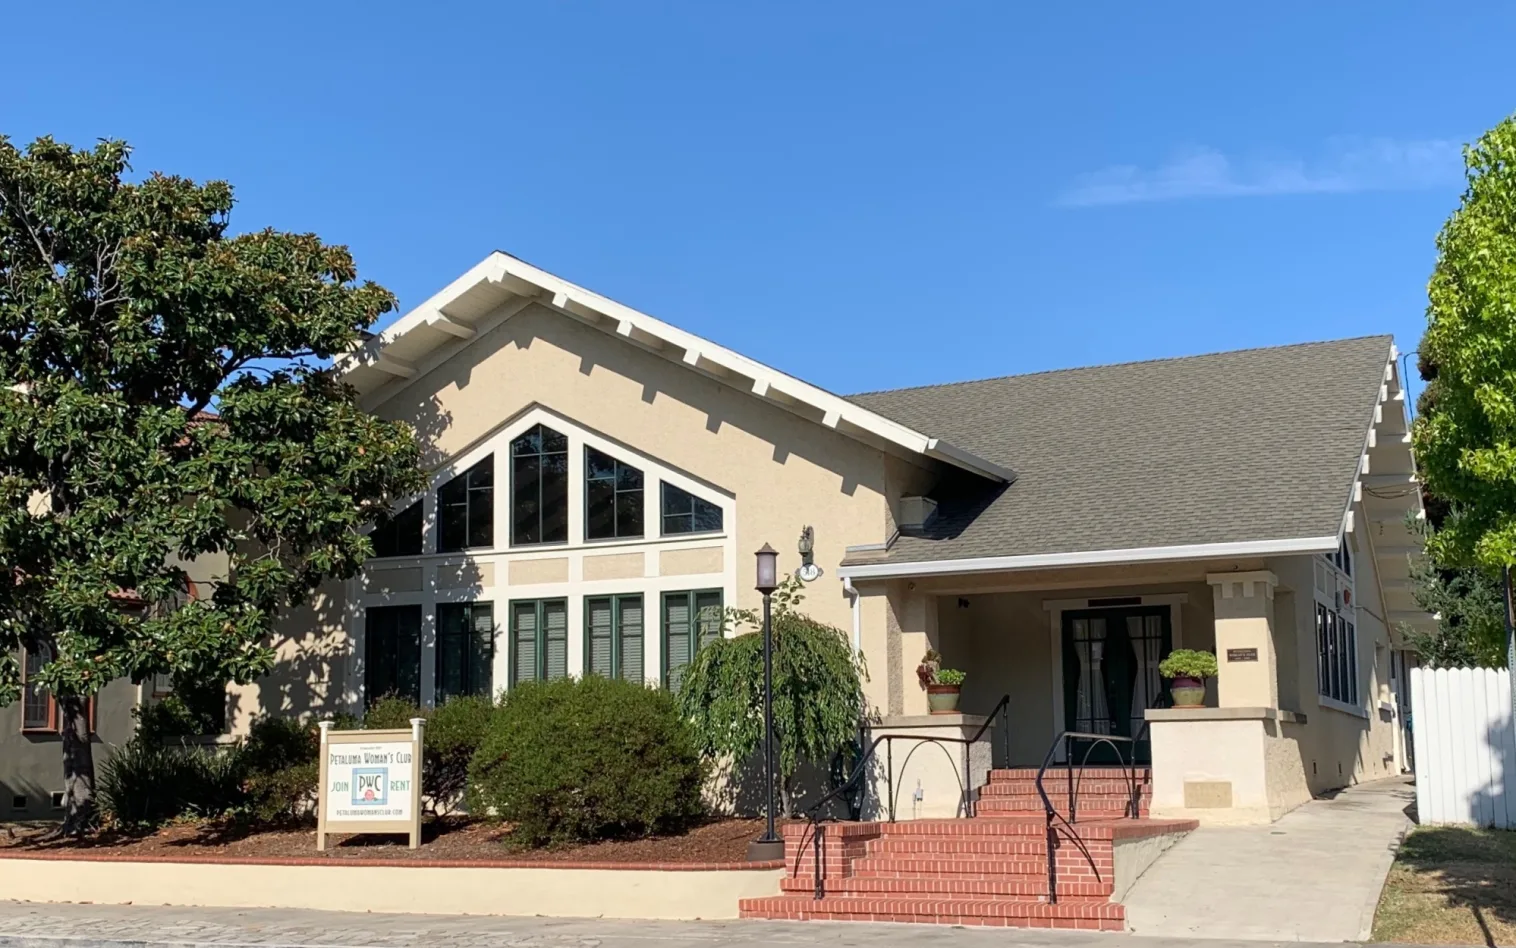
1207, 571, 1279, 709
894, 586, 940, 717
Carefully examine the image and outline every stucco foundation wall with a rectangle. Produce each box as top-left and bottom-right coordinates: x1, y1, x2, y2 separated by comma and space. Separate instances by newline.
865, 715, 993, 820
1112, 830, 1186, 902
1265, 720, 1312, 819
1150, 718, 1272, 824
0, 857, 782, 921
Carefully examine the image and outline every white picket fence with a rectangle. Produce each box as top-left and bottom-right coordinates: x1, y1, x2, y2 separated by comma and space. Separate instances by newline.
1411, 666, 1516, 828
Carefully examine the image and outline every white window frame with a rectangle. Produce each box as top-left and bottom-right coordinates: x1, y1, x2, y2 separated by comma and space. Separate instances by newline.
1315, 539, 1364, 717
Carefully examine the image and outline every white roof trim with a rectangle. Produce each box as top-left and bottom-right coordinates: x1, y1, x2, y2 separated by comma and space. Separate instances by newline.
837, 534, 1343, 580
338, 252, 1012, 484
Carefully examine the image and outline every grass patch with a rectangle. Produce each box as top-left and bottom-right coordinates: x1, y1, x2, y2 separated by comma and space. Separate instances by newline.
1374, 826, 1516, 945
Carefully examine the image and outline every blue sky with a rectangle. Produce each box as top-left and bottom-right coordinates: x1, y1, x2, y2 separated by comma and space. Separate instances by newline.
5, 3, 1510, 401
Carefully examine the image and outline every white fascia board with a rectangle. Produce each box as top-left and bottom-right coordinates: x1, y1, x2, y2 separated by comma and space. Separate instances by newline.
341, 252, 1011, 483
837, 534, 1341, 581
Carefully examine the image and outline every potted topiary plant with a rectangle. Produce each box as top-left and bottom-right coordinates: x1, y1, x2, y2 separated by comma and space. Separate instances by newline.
1158, 649, 1218, 708
917, 650, 966, 713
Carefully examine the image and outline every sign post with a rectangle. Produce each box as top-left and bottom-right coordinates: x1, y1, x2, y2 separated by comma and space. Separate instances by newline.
316, 717, 425, 851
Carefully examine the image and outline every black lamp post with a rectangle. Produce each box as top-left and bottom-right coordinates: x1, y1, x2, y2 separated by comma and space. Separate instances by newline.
748, 542, 785, 862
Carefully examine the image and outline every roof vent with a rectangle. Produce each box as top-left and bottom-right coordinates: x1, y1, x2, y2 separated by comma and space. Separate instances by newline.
899, 495, 938, 532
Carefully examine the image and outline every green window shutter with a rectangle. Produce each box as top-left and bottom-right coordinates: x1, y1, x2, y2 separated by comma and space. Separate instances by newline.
664, 593, 692, 690
513, 601, 538, 684
696, 590, 724, 648
619, 595, 644, 683
470, 603, 495, 699
587, 597, 614, 678
544, 600, 568, 680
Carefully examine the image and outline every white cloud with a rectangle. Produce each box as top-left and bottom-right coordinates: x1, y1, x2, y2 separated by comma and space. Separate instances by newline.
1058, 137, 1463, 207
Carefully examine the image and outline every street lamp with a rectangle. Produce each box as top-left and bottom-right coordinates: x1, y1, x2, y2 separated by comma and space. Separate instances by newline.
748, 543, 784, 862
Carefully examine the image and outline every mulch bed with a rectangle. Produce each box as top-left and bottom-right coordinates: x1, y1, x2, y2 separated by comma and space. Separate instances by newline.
0, 816, 780, 866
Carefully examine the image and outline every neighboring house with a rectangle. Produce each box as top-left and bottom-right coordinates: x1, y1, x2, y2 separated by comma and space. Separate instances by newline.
223, 251, 1427, 825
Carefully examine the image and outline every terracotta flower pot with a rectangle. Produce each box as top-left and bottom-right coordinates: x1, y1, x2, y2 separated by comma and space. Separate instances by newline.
927, 684, 961, 714
1169, 675, 1206, 709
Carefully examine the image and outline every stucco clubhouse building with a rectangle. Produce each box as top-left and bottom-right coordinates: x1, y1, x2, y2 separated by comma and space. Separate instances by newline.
4, 251, 1429, 828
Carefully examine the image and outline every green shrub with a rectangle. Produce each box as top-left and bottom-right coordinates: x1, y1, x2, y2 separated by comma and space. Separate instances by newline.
98, 741, 244, 829
1159, 648, 1219, 680
469, 676, 704, 847
363, 694, 422, 730
240, 716, 321, 822
936, 668, 967, 686
133, 694, 220, 744
427, 695, 494, 809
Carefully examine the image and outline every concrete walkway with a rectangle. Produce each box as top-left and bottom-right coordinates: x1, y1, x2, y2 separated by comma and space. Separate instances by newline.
1123, 776, 1414, 942
0, 900, 1366, 948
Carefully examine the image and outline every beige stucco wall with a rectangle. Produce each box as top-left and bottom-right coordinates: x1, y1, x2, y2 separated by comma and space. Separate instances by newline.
245, 300, 930, 724
0, 857, 782, 920
1148, 710, 1311, 824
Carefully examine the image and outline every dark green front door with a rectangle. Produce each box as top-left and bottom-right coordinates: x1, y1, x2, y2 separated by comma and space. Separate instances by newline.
1061, 606, 1172, 763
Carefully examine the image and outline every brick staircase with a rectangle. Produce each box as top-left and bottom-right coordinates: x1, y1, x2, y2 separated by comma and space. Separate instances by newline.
739, 766, 1195, 929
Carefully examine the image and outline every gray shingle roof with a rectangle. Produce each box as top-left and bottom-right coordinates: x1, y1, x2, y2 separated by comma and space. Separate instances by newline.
845, 335, 1393, 566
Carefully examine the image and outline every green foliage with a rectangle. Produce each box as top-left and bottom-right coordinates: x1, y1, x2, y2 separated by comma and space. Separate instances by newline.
363, 695, 422, 730
239, 716, 322, 822
133, 694, 222, 745
935, 668, 967, 686
1416, 116, 1516, 575
1406, 549, 1508, 668
468, 676, 704, 848
675, 577, 866, 816
1159, 649, 1218, 680
98, 742, 244, 829
0, 136, 426, 827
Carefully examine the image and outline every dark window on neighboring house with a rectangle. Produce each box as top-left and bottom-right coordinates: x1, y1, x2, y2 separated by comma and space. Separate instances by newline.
660, 483, 723, 536
586, 447, 644, 541
436, 602, 494, 704
365, 605, 422, 707
438, 456, 494, 553
511, 425, 568, 545
586, 594, 645, 682
371, 500, 424, 557
19, 645, 95, 735
510, 598, 569, 685
662, 589, 723, 691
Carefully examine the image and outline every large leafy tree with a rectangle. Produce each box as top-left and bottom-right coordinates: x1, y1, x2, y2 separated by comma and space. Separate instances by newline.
1415, 116, 1516, 675
675, 578, 866, 817
0, 136, 425, 833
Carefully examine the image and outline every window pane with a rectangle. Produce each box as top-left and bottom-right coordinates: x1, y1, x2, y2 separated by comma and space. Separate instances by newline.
586, 448, 617, 482
366, 605, 421, 706
618, 491, 643, 539
586, 479, 616, 541
664, 512, 693, 535
692, 496, 723, 532
541, 452, 568, 543
661, 483, 721, 535
587, 597, 614, 678
619, 596, 644, 683
467, 483, 494, 548
544, 600, 568, 680
513, 602, 538, 684
438, 458, 492, 553
512, 454, 541, 545
372, 500, 423, 558
22, 647, 51, 729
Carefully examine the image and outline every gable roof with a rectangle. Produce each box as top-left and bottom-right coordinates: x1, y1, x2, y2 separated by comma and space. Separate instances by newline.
337, 251, 1013, 483
842, 335, 1399, 574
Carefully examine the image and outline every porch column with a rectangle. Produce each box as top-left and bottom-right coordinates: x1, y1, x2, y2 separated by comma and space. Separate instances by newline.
1206, 571, 1279, 708
895, 585, 940, 717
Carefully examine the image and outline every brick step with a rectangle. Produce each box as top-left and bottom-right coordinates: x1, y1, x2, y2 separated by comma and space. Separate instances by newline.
864, 817, 1047, 836
870, 836, 1052, 856
989, 767, 1150, 783
980, 778, 1151, 797
850, 855, 1057, 878
977, 799, 1148, 819
739, 894, 1125, 929
779, 874, 1113, 901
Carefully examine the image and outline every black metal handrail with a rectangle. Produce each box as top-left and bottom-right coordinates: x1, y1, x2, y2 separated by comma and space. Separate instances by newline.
794, 693, 1012, 899
1033, 723, 1151, 904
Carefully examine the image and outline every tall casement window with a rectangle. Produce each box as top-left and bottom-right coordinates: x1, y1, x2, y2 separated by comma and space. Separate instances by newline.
511, 598, 569, 685
436, 602, 494, 703
438, 456, 494, 553
662, 589, 723, 691
511, 425, 569, 545
21, 645, 53, 731
586, 594, 645, 681
661, 483, 723, 536
371, 500, 423, 558
585, 447, 644, 541
1315, 546, 1358, 707
365, 605, 422, 706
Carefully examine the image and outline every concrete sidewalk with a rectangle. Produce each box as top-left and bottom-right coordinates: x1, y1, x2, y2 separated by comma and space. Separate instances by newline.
0, 900, 1365, 948
1123, 777, 1415, 942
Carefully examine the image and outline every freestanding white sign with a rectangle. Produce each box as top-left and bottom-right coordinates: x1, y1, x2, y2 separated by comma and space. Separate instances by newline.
316, 717, 425, 850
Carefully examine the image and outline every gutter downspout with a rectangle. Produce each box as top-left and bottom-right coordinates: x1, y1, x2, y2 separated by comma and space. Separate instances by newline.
843, 576, 861, 655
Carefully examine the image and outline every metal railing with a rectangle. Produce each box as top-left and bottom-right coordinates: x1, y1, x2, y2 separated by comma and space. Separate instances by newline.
793, 694, 1012, 899
1033, 724, 1150, 903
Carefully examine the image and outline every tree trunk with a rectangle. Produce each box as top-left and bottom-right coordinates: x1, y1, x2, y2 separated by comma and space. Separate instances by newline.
58, 694, 96, 836
780, 772, 795, 819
